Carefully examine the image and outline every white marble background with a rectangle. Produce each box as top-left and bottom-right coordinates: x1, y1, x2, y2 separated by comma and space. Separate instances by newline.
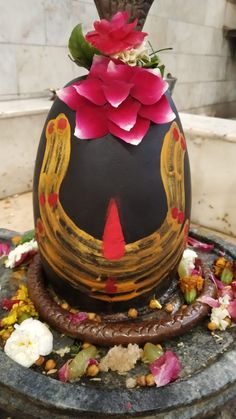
0, 0, 236, 114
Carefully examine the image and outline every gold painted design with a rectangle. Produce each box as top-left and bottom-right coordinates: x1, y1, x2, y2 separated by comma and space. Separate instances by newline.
38, 115, 188, 302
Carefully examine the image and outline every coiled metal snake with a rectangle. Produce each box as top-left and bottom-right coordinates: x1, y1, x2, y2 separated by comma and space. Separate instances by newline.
28, 254, 216, 346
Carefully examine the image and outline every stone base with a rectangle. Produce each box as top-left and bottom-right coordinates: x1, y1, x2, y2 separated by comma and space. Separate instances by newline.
0, 226, 236, 418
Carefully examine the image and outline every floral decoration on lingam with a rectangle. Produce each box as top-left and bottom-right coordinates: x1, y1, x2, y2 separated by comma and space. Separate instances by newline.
58, 11, 175, 145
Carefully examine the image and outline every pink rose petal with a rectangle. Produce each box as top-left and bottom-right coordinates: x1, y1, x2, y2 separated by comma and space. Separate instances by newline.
219, 286, 234, 301
74, 78, 106, 106
228, 300, 236, 321
58, 359, 71, 383
187, 237, 214, 252
107, 97, 140, 131
197, 295, 220, 308
75, 105, 108, 139
102, 80, 133, 107
108, 116, 150, 145
89, 55, 110, 79
138, 95, 175, 124
69, 311, 88, 325
131, 70, 168, 105
106, 60, 134, 83
150, 351, 181, 387
57, 85, 87, 111
0, 242, 10, 257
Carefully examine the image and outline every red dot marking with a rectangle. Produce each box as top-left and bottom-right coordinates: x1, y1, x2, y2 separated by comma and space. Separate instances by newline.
173, 127, 179, 141
39, 193, 45, 205
171, 207, 179, 219
57, 118, 67, 130
105, 277, 118, 294
48, 122, 54, 134
180, 136, 186, 150
178, 211, 185, 224
102, 199, 125, 260
48, 192, 58, 208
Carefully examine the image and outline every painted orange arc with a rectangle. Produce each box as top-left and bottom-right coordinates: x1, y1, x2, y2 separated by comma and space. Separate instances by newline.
102, 199, 126, 260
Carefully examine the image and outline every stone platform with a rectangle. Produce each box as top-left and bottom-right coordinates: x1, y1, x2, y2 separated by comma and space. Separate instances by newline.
0, 226, 236, 419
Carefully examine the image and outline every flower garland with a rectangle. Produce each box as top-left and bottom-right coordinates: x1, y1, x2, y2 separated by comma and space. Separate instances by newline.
58, 11, 175, 145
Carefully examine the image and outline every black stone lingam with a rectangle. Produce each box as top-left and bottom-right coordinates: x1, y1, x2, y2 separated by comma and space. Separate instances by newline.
31, 0, 192, 328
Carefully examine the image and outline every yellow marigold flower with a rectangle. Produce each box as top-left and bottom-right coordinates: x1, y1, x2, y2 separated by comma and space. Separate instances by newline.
14, 284, 28, 301
1, 310, 18, 326
179, 275, 204, 304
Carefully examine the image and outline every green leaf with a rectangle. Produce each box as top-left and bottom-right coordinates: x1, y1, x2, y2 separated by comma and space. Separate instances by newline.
20, 230, 35, 244
68, 24, 101, 69
221, 267, 233, 285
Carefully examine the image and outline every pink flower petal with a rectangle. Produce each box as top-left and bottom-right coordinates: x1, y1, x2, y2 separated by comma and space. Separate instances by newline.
228, 300, 236, 321
58, 359, 71, 383
106, 60, 134, 83
108, 116, 150, 145
219, 286, 234, 300
88, 358, 98, 366
187, 237, 214, 252
74, 78, 106, 106
57, 85, 87, 111
14, 250, 38, 268
107, 97, 140, 130
0, 242, 10, 257
89, 55, 110, 79
138, 95, 175, 124
131, 70, 168, 105
197, 295, 220, 308
102, 80, 133, 107
69, 311, 88, 325
75, 105, 108, 139
150, 351, 181, 387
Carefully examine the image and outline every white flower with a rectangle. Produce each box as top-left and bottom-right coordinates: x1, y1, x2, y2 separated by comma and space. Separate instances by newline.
4, 318, 53, 367
178, 248, 198, 277
5, 239, 38, 269
211, 306, 229, 331
112, 42, 150, 66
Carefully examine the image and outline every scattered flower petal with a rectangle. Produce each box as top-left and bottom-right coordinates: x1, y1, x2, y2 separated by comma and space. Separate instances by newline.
187, 237, 214, 252
0, 242, 10, 257
150, 351, 181, 387
58, 359, 71, 382
197, 295, 220, 308
69, 311, 88, 325
228, 300, 236, 321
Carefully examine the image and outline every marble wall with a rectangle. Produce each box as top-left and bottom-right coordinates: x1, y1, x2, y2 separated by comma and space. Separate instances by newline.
0, 0, 236, 113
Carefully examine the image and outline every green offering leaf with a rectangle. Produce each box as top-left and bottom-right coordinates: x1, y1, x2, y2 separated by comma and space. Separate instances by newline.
68, 24, 101, 69
184, 288, 197, 304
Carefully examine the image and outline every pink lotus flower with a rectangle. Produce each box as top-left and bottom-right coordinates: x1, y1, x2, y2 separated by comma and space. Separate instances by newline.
150, 351, 181, 387
85, 12, 147, 55
58, 56, 175, 145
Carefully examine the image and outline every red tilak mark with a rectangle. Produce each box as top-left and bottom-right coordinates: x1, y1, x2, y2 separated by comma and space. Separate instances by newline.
102, 199, 125, 260
105, 277, 118, 294
57, 118, 67, 130
39, 193, 45, 205
173, 127, 179, 141
171, 207, 179, 219
48, 121, 54, 134
48, 193, 58, 208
